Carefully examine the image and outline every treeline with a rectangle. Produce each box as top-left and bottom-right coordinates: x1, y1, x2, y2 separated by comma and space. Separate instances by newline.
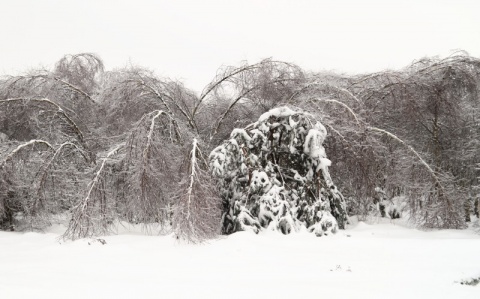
0, 52, 479, 241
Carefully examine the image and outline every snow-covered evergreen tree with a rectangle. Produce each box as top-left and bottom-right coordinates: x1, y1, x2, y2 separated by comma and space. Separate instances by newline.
209, 106, 348, 236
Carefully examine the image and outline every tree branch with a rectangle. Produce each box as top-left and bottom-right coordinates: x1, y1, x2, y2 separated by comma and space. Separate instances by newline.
1, 140, 54, 169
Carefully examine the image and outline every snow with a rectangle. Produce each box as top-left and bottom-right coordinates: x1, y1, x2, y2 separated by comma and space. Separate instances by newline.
258, 106, 296, 122
303, 123, 327, 159
1, 220, 479, 299
230, 128, 252, 142
250, 170, 271, 192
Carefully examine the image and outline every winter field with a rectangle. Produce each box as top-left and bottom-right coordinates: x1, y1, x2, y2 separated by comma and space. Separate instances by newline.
1, 218, 479, 299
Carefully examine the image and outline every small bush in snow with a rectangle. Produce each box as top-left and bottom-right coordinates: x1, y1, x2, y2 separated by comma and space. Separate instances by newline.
209, 106, 347, 236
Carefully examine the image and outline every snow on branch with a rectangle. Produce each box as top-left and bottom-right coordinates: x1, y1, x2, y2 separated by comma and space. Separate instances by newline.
119, 109, 184, 229
208, 77, 301, 141
287, 81, 362, 104
173, 138, 222, 243
186, 138, 199, 220
366, 126, 444, 193
1, 140, 54, 169
142, 81, 197, 131
209, 85, 258, 140
62, 143, 122, 240
0, 73, 96, 104
0, 98, 90, 154
35, 142, 89, 195
143, 110, 166, 164
310, 98, 361, 125
0, 140, 81, 230
194, 59, 296, 118
52, 76, 96, 104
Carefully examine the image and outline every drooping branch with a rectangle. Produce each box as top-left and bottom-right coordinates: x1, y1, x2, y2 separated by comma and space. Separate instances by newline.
172, 138, 221, 243
209, 86, 258, 141
144, 111, 165, 158
209, 76, 303, 141
35, 142, 88, 197
298, 93, 446, 205
0, 98, 82, 140
135, 80, 196, 132
85, 145, 119, 211
1, 73, 95, 104
193, 59, 297, 118
287, 81, 362, 104
0, 140, 54, 169
17, 142, 90, 227
311, 94, 443, 189
0, 98, 90, 158
119, 109, 183, 227
195, 63, 260, 114
53, 52, 104, 100
0, 139, 56, 230
141, 110, 166, 203
62, 144, 122, 240
185, 138, 199, 220
310, 98, 361, 125
366, 126, 444, 192
52, 76, 95, 104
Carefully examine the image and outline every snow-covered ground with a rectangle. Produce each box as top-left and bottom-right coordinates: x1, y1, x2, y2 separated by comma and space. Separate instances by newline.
1, 219, 479, 299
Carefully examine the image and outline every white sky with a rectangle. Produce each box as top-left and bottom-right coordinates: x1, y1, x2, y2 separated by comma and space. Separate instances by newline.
1, 0, 479, 93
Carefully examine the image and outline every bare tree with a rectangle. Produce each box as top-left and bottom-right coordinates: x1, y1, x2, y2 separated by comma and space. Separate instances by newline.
2, 51, 479, 238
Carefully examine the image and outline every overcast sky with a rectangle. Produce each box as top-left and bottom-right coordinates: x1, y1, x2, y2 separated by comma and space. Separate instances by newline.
1, 0, 479, 93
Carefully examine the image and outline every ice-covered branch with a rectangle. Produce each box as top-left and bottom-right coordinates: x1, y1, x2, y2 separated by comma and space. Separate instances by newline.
287, 82, 362, 104
310, 98, 361, 125
36, 142, 88, 192
194, 59, 292, 118
143, 110, 165, 163
83, 144, 121, 212
209, 86, 257, 141
366, 126, 443, 191
0, 98, 88, 152
63, 143, 122, 240
185, 138, 199, 220
1, 140, 54, 169
209, 77, 299, 141
173, 138, 221, 242
52, 76, 95, 104
196, 63, 259, 113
